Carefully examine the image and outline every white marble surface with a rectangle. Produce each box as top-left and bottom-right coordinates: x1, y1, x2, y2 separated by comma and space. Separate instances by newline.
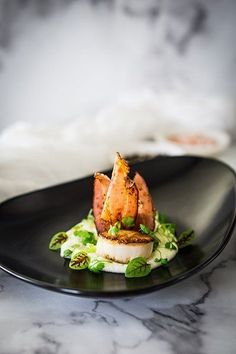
0, 147, 235, 354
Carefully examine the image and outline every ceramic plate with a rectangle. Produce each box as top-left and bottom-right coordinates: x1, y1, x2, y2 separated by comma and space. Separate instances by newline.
0, 156, 235, 297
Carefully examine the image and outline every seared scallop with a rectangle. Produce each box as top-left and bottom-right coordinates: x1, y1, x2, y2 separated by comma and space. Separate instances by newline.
96, 230, 153, 264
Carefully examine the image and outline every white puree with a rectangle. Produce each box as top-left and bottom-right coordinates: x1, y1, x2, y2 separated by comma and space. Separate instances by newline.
100, 247, 178, 274
61, 229, 178, 274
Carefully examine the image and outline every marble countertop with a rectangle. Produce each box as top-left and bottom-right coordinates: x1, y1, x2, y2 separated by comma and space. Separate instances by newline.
0, 146, 236, 354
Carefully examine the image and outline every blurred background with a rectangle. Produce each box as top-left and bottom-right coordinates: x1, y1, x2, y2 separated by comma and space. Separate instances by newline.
0, 0, 236, 200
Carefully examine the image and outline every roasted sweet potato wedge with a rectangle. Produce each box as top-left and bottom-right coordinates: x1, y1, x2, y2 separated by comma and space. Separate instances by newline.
134, 172, 155, 231
101, 153, 138, 225
93, 173, 110, 233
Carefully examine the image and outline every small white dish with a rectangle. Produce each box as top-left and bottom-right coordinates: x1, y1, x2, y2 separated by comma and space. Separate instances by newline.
155, 129, 231, 156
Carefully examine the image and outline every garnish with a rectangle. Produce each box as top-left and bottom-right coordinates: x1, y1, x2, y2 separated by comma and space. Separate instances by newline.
158, 212, 169, 224
158, 223, 176, 235
108, 221, 121, 236
154, 257, 168, 266
122, 216, 135, 228
177, 229, 195, 248
63, 249, 72, 258
85, 244, 96, 253
49, 232, 68, 250
160, 258, 168, 266
125, 257, 151, 278
73, 230, 97, 245
165, 241, 177, 250
140, 224, 150, 235
88, 260, 105, 273
140, 224, 160, 245
87, 209, 94, 220
69, 251, 89, 270
153, 242, 159, 251
72, 209, 97, 235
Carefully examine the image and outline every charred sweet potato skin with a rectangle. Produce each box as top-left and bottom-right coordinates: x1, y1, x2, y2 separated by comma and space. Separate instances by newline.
93, 173, 110, 233
93, 154, 155, 234
134, 172, 155, 231
122, 179, 138, 226
100, 153, 138, 225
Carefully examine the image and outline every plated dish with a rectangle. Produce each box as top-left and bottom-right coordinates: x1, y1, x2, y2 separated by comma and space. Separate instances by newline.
0, 156, 235, 297
49, 153, 194, 278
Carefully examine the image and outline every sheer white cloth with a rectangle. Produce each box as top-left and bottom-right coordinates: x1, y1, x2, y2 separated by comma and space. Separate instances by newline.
0, 91, 233, 202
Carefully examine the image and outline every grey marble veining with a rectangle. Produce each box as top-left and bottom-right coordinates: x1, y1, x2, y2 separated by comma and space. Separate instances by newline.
0, 234, 235, 354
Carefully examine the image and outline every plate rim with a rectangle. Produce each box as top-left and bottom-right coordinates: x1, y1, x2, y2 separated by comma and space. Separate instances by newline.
0, 155, 236, 298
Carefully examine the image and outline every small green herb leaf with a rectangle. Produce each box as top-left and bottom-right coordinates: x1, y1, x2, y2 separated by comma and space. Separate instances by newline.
49, 232, 68, 251
72, 209, 96, 234
85, 244, 96, 253
153, 242, 159, 251
73, 230, 97, 245
140, 224, 159, 244
125, 257, 151, 278
122, 216, 135, 228
158, 223, 176, 235
140, 224, 150, 235
164, 223, 176, 234
158, 213, 169, 224
161, 258, 168, 265
155, 257, 168, 266
88, 260, 105, 273
165, 241, 177, 250
108, 221, 121, 236
151, 233, 160, 245
87, 209, 94, 219
178, 229, 195, 248
63, 249, 72, 258
69, 251, 89, 270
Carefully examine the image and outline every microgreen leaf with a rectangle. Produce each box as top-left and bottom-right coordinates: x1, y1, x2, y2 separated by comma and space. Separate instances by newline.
87, 209, 94, 220
140, 224, 159, 245
72, 209, 96, 234
49, 232, 68, 251
122, 216, 135, 228
158, 223, 176, 235
63, 249, 72, 258
125, 257, 151, 278
160, 258, 168, 265
140, 224, 151, 235
153, 242, 159, 251
165, 242, 177, 250
73, 230, 97, 245
150, 233, 160, 245
108, 221, 121, 236
155, 257, 168, 266
88, 260, 105, 273
163, 223, 176, 234
69, 251, 89, 270
85, 244, 96, 253
158, 213, 169, 224
178, 229, 195, 248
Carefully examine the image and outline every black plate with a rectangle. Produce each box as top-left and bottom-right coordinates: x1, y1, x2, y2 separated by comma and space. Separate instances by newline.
0, 156, 235, 297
